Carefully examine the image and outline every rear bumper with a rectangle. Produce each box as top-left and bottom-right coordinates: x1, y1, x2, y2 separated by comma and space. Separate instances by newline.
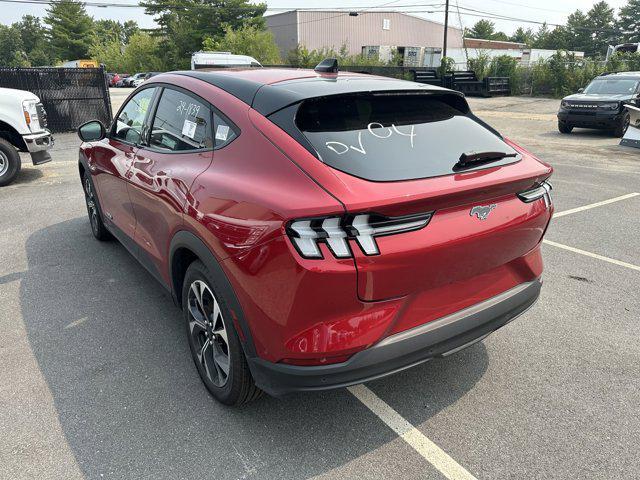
249, 278, 542, 396
557, 111, 621, 128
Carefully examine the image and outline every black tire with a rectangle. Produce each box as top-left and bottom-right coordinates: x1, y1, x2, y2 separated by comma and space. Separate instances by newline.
0, 138, 22, 187
82, 170, 111, 241
558, 121, 573, 134
612, 112, 630, 138
182, 260, 262, 405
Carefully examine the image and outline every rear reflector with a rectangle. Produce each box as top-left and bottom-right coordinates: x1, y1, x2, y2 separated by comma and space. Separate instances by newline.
280, 354, 352, 366
287, 212, 433, 259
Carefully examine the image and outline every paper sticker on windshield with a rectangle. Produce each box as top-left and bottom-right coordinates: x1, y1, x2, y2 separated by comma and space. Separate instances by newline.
182, 119, 197, 139
215, 124, 230, 141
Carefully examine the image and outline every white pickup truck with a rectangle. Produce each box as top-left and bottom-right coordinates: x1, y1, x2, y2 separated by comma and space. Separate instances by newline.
0, 87, 54, 186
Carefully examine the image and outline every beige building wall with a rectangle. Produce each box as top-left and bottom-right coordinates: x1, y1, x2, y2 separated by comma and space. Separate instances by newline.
266, 10, 464, 58
265, 11, 299, 59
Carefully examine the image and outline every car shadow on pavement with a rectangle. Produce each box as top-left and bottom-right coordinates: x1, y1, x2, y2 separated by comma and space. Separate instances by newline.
21, 218, 489, 480
12, 166, 44, 185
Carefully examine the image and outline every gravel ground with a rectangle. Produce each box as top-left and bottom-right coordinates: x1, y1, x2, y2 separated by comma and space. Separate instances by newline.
0, 94, 638, 480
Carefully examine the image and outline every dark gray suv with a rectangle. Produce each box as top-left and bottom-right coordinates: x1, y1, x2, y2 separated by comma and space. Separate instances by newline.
557, 72, 640, 137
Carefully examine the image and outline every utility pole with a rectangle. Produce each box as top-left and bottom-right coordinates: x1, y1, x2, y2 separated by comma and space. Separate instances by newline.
443, 0, 450, 59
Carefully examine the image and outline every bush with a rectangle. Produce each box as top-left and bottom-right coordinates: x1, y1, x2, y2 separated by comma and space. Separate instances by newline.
203, 25, 281, 65
489, 55, 518, 78
286, 44, 403, 69
505, 51, 640, 98
468, 52, 490, 80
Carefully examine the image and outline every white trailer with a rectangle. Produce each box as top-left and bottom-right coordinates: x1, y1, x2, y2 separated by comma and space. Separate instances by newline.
190, 52, 262, 70
607, 43, 640, 61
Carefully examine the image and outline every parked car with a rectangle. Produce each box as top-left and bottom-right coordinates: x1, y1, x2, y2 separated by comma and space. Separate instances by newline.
123, 73, 146, 87
191, 51, 261, 70
131, 72, 161, 88
557, 71, 640, 137
0, 87, 54, 186
115, 74, 131, 87
76, 61, 553, 405
108, 73, 121, 87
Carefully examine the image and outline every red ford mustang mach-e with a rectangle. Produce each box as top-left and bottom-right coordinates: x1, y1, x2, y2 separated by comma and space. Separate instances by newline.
77, 64, 553, 405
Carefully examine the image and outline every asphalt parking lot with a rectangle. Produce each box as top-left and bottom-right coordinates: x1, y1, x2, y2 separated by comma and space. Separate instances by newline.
1, 94, 639, 480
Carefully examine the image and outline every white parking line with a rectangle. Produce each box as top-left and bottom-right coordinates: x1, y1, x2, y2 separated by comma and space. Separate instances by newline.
347, 192, 638, 478
543, 240, 640, 272
348, 384, 477, 480
554, 192, 640, 218
544, 192, 640, 271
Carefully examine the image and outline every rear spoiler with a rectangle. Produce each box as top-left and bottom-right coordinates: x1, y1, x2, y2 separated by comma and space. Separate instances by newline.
253, 79, 466, 116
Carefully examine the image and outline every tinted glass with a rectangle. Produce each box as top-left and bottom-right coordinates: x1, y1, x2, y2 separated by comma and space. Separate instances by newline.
213, 112, 238, 148
113, 88, 155, 143
79, 121, 103, 141
296, 94, 518, 182
149, 89, 213, 152
584, 78, 639, 95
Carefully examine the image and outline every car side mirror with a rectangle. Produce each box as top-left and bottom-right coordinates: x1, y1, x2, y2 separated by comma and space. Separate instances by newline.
78, 120, 106, 142
577, 88, 584, 93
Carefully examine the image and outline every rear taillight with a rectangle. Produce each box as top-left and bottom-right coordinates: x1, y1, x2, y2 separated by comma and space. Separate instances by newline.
287, 212, 433, 259
518, 181, 552, 208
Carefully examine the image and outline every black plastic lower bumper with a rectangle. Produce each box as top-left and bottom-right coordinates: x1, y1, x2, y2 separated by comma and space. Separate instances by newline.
249, 278, 542, 396
557, 111, 621, 129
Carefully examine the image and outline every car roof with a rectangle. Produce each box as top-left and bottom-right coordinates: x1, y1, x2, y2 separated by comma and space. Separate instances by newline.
164, 68, 455, 116
599, 71, 640, 79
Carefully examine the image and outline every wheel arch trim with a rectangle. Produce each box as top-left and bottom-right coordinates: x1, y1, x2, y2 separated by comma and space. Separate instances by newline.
169, 230, 257, 358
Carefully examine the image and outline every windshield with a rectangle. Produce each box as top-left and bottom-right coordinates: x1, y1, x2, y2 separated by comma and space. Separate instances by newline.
584, 78, 639, 95
295, 93, 518, 182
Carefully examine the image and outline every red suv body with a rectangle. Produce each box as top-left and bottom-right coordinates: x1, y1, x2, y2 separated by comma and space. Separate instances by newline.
77, 68, 553, 405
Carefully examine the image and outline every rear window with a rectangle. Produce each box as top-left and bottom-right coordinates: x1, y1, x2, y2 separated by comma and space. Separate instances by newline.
295, 93, 518, 181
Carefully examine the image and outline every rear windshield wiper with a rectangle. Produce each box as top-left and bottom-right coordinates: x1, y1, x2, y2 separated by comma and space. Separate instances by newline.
455, 151, 518, 170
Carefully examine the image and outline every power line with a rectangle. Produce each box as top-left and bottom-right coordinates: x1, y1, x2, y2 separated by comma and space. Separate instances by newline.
0, 0, 623, 36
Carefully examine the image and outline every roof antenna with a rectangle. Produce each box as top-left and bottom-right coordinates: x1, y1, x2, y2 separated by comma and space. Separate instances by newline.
315, 58, 339, 73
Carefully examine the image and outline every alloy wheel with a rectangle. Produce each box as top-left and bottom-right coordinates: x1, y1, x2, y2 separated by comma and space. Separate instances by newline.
187, 280, 230, 387
84, 177, 99, 235
0, 151, 8, 177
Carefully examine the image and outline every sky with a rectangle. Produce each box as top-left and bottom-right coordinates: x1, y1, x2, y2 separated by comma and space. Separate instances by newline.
1, 0, 630, 34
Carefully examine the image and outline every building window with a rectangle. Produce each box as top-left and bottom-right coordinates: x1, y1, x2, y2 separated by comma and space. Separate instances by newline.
383, 18, 390, 30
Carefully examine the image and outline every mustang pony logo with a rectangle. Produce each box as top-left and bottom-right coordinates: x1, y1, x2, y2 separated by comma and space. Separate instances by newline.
470, 204, 497, 220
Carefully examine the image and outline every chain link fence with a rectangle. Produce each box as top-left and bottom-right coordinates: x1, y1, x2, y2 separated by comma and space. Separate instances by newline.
0, 67, 112, 133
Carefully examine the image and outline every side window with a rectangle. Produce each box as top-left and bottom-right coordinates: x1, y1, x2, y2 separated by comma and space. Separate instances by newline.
213, 112, 238, 149
113, 88, 155, 144
149, 89, 213, 152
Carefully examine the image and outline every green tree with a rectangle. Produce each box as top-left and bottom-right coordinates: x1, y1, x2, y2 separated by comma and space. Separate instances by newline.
617, 0, 640, 42
122, 20, 139, 44
44, 0, 95, 61
91, 31, 164, 73
0, 24, 28, 67
95, 20, 124, 45
532, 23, 570, 50
89, 37, 125, 72
510, 27, 535, 45
141, 0, 267, 69
584, 1, 619, 57
465, 20, 496, 39
203, 25, 280, 64
565, 11, 591, 52
94, 19, 139, 46
121, 32, 165, 73
12, 15, 52, 66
